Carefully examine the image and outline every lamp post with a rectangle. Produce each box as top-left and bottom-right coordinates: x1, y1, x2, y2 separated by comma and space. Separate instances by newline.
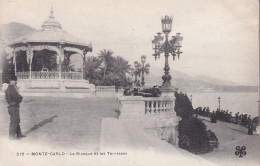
134, 61, 140, 86
141, 55, 146, 86
218, 97, 221, 110
83, 48, 92, 80
152, 15, 183, 92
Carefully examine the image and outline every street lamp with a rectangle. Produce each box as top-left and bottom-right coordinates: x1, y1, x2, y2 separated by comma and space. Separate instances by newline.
141, 55, 146, 86
152, 15, 183, 92
83, 48, 92, 80
218, 97, 221, 110
134, 61, 141, 86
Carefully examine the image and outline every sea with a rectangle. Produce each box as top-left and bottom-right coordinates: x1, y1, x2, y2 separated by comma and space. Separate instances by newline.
187, 92, 259, 117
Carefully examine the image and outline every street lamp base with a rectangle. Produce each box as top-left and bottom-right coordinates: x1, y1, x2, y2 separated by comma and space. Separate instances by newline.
160, 85, 177, 93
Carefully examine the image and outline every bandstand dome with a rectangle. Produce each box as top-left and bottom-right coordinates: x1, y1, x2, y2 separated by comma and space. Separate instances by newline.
4, 7, 94, 92
8, 8, 90, 48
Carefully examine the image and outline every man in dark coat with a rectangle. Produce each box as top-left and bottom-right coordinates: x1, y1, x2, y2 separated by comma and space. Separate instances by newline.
6, 76, 25, 139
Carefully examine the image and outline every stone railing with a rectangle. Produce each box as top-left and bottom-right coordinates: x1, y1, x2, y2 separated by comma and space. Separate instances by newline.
61, 72, 83, 80
144, 97, 174, 114
96, 86, 116, 92
118, 96, 175, 118
117, 96, 180, 145
16, 72, 29, 79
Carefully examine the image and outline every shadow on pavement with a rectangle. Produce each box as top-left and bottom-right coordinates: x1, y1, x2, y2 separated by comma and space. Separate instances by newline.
23, 99, 35, 103
24, 115, 58, 135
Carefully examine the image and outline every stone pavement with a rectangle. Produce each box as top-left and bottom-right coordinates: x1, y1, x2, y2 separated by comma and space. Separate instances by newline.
198, 116, 260, 166
0, 94, 120, 151
100, 117, 219, 166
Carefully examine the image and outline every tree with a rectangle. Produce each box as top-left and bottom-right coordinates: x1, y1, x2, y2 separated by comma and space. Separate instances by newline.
84, 56, 102, 84
113, 56, 132, 75
103, 56, 133, 87
98, 49, 114, 83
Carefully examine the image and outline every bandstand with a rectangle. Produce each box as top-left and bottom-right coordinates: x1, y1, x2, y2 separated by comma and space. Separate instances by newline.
4, 8, 94, 92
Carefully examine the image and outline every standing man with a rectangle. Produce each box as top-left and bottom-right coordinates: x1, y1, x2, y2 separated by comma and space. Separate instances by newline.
6, 76, 25, 139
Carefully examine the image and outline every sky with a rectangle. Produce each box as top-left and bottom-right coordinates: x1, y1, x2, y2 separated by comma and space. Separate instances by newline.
0, 0, 259, 86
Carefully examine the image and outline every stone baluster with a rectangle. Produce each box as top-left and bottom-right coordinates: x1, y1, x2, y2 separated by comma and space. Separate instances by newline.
157, 101, 161, 113
161, 101, 165, 112
145, 101, 148, 114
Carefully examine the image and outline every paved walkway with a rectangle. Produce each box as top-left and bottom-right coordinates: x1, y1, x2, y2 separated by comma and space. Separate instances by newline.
198, 116, 259, 166
0, 95, 119, 151
100, 117, 218, 166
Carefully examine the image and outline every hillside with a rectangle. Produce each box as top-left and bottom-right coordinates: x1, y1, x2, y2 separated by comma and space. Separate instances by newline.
145, 68, 258, 93
0, 22, 35, 42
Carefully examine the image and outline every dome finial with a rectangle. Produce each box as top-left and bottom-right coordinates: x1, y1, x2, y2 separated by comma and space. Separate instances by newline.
50, 2, 54, 18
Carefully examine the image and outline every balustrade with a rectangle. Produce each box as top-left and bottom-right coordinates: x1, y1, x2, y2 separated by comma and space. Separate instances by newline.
96, 86, 116, 92
144, 98, 174, 114
118, 96, 175, 119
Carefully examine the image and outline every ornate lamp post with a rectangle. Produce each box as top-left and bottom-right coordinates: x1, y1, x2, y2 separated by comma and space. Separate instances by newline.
141, 55, 146, 86
83, 48, 92, 80
134, 61, 140, 85
152, 15, 183, 92
218, 97, 221, 110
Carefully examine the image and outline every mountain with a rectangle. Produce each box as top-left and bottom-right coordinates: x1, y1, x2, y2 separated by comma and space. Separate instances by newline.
0, 22, 35, 42
145, 67, 258, 93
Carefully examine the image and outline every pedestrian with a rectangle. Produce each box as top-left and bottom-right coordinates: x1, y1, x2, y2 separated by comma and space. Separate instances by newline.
248, 123, 253, 135
5, 76, 25, 139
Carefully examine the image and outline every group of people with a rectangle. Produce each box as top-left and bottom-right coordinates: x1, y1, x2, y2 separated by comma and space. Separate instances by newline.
194, 107, 259, 135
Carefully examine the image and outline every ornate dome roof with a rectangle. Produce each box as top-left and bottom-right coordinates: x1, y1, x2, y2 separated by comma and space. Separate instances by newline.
8, 7, 92, 50
41, 7, 62, 31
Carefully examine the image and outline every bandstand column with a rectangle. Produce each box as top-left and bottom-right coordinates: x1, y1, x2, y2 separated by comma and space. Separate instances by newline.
59, 45, 64, 79
82, 52, 87, 80
13, 54, 17, 76
27, 45, 33, 79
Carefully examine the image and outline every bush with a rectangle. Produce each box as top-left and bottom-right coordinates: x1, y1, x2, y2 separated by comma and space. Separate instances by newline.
174, 92, 193, 119
175, 91, 215, 154
178, 117, 213, 154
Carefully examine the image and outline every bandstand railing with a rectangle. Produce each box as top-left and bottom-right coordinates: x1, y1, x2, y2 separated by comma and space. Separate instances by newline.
61, 72, 83, 80
16, 71, 83, 80
16, 72, 29, 79
31, 71, 59, 79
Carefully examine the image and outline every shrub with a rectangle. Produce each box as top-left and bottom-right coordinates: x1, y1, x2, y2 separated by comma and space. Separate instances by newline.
174, 92, 193, 119
178, 117, 213, 154
175, 91, 215, 154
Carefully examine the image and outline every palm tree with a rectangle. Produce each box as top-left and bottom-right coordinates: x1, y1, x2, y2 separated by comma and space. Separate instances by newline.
98, 49, 114, 83
113, 56, 132, 75
85, 56, 102, 84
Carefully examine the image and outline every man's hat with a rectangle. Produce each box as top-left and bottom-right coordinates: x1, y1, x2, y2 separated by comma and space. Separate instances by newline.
7, 75, 17, 83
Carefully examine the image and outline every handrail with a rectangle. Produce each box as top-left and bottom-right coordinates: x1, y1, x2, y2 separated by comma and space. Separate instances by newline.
16, 71, 83, 80
96, 86, 116, 92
